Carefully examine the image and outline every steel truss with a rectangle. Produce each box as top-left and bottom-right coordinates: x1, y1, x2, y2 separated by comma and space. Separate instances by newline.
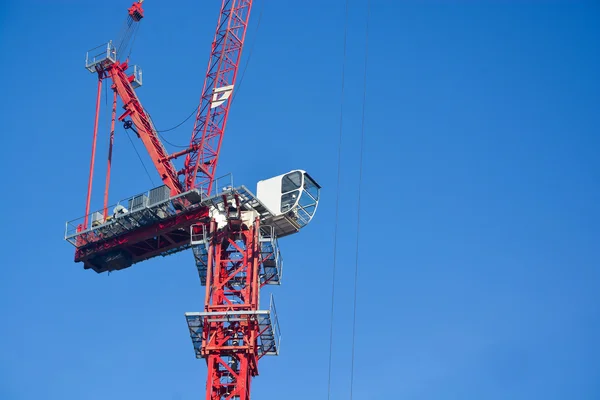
186, 215, 280, 400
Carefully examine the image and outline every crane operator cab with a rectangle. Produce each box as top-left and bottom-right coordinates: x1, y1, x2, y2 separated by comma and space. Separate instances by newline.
256, 170, 321, 238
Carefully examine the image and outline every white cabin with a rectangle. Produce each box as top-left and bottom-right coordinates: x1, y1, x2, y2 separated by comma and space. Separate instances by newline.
256, 170, 321, 237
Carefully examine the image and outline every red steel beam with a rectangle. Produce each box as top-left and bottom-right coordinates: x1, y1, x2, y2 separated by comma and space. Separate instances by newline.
103, 88, 118, 221
108, 62, 183, 195
74, 207, 210, 267
84, 76, 104, 228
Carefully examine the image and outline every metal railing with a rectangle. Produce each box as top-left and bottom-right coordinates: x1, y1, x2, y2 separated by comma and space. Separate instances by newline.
85, 41, 117, 72
190, 223, 208, 245
64, 186, 201, 246
259, 224, 284, 284
213, 173, 234, 197
269, 293, 282, 355
131, 64, 143, 88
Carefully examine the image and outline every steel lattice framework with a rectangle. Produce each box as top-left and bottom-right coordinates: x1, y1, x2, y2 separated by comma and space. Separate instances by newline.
191, 218, 266, 399
85, 0, 253, 202
183, 0, 252, 195
68, 2, 291, 399
110, 60, 182, 194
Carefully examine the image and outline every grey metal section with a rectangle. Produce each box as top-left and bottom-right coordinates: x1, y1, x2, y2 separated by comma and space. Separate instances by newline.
85, 41, 117, 73
192, 243, 209, 285
263, 214, 300, 238
234, 186, 273, 220
189, 223, 209, 285
65, 177, 303, 251
235, 186, 301, 239
149, 185, 171, 206
128, 194, 149, 212
91, 211, 104, 227
258, 225, 284, 285
131, 65, 143, 88
65, 188, 203, 247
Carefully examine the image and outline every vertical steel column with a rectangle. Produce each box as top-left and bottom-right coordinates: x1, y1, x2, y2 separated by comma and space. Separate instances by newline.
103, 88, 118, 221
203, 217, 261, 400
84, 75, 103, 229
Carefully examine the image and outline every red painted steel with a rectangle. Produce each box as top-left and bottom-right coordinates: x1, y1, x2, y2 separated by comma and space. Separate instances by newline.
183, 0, 253, 196
127, 1, 144, 21
77, 4, 269, 398
75, 206, 210, 272
84, 77, 103, 229
202, 217, 262, 400
100, 0, 253, 198
108, 62, 183, 195
103, 89, 118, 221
84, 0, 254, 202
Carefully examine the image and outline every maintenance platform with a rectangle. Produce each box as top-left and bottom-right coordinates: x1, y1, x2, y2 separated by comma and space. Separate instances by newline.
64, 171, 320, 274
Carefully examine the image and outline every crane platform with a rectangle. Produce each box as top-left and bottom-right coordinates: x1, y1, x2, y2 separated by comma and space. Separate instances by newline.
184, 294, 282, 358
64, 176, 300, 273
191, 223, 284, 286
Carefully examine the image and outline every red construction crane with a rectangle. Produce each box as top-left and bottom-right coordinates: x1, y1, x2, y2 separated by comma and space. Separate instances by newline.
64, 1, 320, 399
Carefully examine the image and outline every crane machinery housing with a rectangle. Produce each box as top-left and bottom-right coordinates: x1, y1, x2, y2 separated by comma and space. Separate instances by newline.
63, 1, 321, 399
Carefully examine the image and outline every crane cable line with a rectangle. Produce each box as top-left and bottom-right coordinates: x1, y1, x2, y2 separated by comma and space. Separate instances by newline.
99, 80, 155, 191
149, 0, 265, 142
230, 0, 265, 105
116, 0, 266, 191
327, 0, 350, 399
349, 0, 370, 398
124, 128, 156, 187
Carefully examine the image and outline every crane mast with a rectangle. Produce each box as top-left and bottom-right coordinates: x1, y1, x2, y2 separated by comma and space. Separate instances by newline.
65, 2, 321, 399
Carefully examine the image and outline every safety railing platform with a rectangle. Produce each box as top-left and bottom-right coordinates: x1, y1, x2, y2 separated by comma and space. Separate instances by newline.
85, 41, 117, 73
190, 224, 283, 286
63, 174, 303, 273
258, 225, 284, 285
184, 295, 281, 359
64, 185, 202, 248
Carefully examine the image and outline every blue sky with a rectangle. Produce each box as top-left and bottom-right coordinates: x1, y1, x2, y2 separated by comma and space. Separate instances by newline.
1, 0, 599, 399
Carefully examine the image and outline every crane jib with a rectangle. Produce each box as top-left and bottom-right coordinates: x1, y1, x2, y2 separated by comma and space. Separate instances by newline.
183, 0, 253, 196
107, 0, 253, 198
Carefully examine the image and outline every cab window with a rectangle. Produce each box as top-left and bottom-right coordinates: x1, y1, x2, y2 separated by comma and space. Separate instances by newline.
281, 190, 299, 212
281, 171, 302, 193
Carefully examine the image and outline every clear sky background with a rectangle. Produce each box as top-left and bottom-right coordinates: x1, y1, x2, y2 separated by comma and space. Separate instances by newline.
0, 0, 599, 399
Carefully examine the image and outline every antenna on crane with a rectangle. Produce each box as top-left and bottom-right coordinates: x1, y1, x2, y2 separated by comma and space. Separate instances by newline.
65, 1, 321, 399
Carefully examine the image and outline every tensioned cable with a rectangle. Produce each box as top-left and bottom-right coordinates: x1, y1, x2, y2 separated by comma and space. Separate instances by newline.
127, 23, 141, 60
327, 0, 350, 399
104, 3, 264, 187
149, 0, 265, 142
144, 109, 190, 149
125, 128, 156, 186
118, 1, 266, 184
349, 0, 370, 399
230, 0, 265, 104
155, 107, 197, 134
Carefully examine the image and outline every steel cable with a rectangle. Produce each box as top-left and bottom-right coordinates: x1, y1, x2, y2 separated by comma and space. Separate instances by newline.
327, 0, 350, 399
125, 129, 156, 186
150, 0, 265, 147
349, 0, 370, 398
